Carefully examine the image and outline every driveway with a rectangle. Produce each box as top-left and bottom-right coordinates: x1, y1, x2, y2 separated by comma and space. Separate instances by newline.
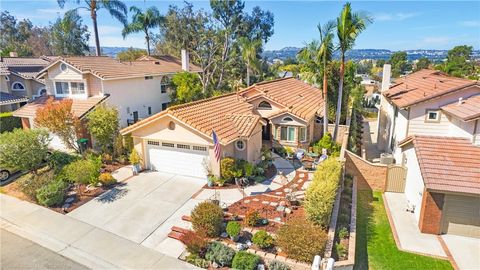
68, 171, 205, 258
442, 234, 480, 270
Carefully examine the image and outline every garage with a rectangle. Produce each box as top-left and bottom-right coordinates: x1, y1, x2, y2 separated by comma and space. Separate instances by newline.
441, 194, 480, 238
146, 140, 209, 179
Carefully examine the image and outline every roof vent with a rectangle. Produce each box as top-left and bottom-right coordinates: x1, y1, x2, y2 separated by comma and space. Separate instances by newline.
458, 97, 464, 105
154, 61, 160, 65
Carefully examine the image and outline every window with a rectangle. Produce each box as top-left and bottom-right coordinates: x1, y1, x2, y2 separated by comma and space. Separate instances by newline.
288, 127, 295, 141
148, 106, 152, 115
258, 101, 272, 110
282, 117, 293, 122
177, 144, 190, 149
145, 76, 153, 80
60, 63, 67, 72
55, 82, 69, 94
147, 141, 160, 146
160, 76, 171, 93
70, 82, 85, 94
299, 127, 307, 142
425, 109, 440, 123
38, 88, 47, 96
193, 145, 207, 151
162, 142, 175, 147
162, 103, 168, 111
235, 140, 245, 151
280, 126, 288, 140
11, 82, 25, 91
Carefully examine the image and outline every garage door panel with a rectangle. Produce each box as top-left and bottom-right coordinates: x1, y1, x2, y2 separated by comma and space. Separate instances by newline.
147, 143, 208, 179
442, 194, 480, 238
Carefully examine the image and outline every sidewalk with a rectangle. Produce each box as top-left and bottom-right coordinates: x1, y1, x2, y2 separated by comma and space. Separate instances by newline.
0, 194, 197, 269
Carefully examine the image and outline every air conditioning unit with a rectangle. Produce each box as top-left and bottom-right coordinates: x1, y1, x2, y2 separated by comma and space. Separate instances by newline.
380, 153, 394, 165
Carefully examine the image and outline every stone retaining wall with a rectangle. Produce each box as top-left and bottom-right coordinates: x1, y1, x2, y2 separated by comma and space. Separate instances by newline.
345, 150, 387, 191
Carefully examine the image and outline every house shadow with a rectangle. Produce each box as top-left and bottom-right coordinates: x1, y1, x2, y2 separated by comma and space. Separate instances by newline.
96, 183, 129, 204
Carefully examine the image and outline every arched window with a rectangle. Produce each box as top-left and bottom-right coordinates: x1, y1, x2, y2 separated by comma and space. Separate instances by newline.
38, 88, 47, 96
11, 82, 25, 91
235, 140, 245, 151
282, 117, 293, 122
258, 101, 272, 110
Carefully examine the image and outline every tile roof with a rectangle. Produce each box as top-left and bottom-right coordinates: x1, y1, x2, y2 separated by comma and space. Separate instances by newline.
12, 95, 108, 119
40, 56, 202, 80
0, 92, 29, 105
0, 57, 52, 81
242, 78, 324, 121
383, 69, 478, 108
121, 78, 324, 144
0, 57, 50, 66
399, 135, 480, 195
441, 94, 480, 122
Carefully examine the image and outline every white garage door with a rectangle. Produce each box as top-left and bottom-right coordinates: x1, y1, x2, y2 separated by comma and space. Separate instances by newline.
146, 141, 209, 179
442, 194, 480, 238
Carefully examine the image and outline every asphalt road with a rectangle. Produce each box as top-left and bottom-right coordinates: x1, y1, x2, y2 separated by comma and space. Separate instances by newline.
0, 229, 89, 270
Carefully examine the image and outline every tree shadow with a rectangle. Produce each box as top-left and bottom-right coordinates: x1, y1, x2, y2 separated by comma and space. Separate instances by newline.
96, 183, 129, 204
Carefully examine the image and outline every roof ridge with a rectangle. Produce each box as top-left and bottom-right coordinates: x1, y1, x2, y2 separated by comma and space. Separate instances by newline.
167, 92, 241, 112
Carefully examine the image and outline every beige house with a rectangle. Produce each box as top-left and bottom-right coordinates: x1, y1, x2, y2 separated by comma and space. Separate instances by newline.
121, 78, 325, 178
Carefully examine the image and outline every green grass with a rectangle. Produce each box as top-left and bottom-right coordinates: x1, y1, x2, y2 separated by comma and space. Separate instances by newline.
354, 191, 453, 270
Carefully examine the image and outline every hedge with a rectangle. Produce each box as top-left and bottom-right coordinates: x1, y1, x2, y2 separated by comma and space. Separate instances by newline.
0, 112, 21, 133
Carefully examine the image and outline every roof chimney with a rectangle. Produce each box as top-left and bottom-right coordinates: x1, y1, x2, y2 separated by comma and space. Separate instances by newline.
181, 49, 189, 71
9, 52, 18, 57
381, 64, 391, 92
458, 97, 463, 105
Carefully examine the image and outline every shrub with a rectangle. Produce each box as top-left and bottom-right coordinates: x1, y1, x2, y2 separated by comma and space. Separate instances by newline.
304, 158, 341, 227
312, 133, 340, 157
338, 227, 349, 239
244, 162, 254, 178
36, 178, 67, 207
191, 201, 224, 237
113, 134, 126, 159
102, 153, 113, 164
252, 230, 274, 249
220, 157, 236, 181
86, 104, 119, 152
244, 210, 260, 227
205, 241, 236, 267
98, 172, 117, 187
18, 170, 55, 200
185, 253, 209, 268
0, 112, 21, 133
181, 230, 208, 256
231, 251, 260, 270
284, 146, 294, 156
335, 242, 347, 258
63, 159, 101, 186
129, 149, 141, 165
48, 151, 79, 172
226, 221, 241, 239
269, 260, 291, 270
276, 217, 328, 263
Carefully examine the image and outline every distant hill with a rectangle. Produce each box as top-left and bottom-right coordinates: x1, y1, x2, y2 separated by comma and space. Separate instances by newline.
263, 47, 480, 62
89, 47, 141, 58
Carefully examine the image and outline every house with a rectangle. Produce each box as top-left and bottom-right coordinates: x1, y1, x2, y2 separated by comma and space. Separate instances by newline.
120, 78, 325, 178
377, 66, 480, 163
0, 55, 53, 112
398, 135, 480, 238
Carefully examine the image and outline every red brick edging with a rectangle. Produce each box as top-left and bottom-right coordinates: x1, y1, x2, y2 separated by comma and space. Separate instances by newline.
437, 235, 459, 270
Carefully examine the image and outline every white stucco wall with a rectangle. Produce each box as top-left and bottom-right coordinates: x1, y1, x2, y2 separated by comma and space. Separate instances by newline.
403, 145, 425, 222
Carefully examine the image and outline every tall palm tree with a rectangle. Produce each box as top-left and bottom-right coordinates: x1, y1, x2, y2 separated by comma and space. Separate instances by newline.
122, 6, 164, 55
57, 0, 128, 56
333, 2, 371, 141
317, 20, 336, 136
238, 37, 262, 86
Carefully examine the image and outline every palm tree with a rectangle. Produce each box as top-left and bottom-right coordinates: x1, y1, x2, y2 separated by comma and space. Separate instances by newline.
57, 0, 128, 56
238, 37, 262, 86
122, 6, 164, 55
332, 2, 371, 141
317, 21, 336, 136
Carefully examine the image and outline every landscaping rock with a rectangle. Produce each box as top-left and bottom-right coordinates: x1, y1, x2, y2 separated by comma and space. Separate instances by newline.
236, 243, 247, 250
65, 197, 75, 204
284, 188, 291, 193
285, 208, 292, 214
252, 198, 259, 202
276, 205, 285, 212
221, 232, 228, 238
274, 217, 282, 222
246, 240, 252, 247
262, 201, 270, 205
244, 199, 251, 204
258, 264, 265, 270
279, 201, 286, 206
270, 202, 278, 207
275, 192, 282, 195
67, 190, 77, 196
62, 203, 71, 212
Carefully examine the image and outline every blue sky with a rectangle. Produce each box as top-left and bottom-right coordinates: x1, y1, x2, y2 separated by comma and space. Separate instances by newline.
2, 0, 479, 51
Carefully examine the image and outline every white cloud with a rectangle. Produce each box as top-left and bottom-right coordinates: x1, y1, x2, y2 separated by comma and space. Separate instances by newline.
374, 12, 419, 21
421, 36, 451, 46
459, 20, 480, 27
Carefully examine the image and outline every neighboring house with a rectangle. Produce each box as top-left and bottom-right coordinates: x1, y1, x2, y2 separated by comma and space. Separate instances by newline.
0, 56, 53, 112
121, 78, 324, 178
398, 135, 480, 238
377, 67, 480, 162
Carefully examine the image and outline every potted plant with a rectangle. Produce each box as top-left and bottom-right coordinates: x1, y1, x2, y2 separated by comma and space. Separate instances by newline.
285, 147, 294, 159
226, 221, 241, 241
129, 149, 142, 175
215, 177, 226, 187
233, 169, 243, 186
207, 175, 215, 187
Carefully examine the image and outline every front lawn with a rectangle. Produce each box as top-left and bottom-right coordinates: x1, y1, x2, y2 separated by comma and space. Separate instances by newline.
355, 191, 452, 270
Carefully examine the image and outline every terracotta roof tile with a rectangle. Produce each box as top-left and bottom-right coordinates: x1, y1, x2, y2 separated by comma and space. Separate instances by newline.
400, 135, 480, 195
383, 69, 478, 108
12, 95, 107, 119
441, 94, 480, 121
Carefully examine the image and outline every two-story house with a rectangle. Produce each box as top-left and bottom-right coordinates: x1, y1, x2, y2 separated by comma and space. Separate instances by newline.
13, 52, 201, 150
377, 65, 480, 239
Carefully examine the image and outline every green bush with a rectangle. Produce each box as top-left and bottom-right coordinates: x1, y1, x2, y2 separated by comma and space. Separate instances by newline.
191, 201, 224, 237
185, 253, 209, 268
274, 146, 286, 157
36, 178, 67, 207
220, 157, 236, 181
231, 251, 260, 270
18, 170, 54, 200
244, 162, 254, 178
338, 227, 349, 239
312, 133, 340, 157
48, 151, 79, 172
252, 230, 274, 249
226, 221, 241, 238
205, 241, 236, 267
335, 242, 347, 258
63, 158, 101, 186
269, 260, 291, 270
244, 210, 260, 227
304, 158, 341, 227
98, 172, 117, 187
276, 217, 328, 263
0, 112, 21, 133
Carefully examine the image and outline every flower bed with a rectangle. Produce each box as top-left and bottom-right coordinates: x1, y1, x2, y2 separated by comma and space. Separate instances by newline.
332, 174, 353, 261
202, 163, 277, 190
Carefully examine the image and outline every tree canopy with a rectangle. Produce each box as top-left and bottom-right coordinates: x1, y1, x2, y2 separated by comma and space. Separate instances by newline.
170, 72, 204, 104
51, 10, 90, 55
123, 6, 163, 55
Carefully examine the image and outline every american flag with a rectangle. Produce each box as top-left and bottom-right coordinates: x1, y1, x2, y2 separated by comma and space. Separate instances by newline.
212, 130, 221, 162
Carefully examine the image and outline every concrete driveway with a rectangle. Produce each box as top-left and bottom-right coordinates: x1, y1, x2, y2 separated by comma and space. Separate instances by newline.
442, 234, 480, 270
68, 171, 205, 258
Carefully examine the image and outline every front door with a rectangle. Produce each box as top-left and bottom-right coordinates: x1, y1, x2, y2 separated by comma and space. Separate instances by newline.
133, 111, 139, 123
262, 120, 271, 140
